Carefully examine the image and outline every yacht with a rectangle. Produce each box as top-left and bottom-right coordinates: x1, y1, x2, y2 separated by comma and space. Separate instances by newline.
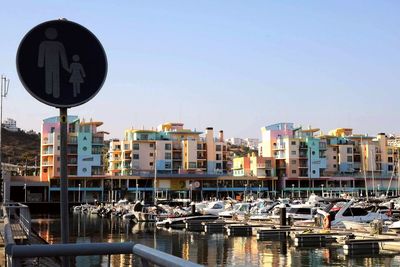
331, 200, 390, 227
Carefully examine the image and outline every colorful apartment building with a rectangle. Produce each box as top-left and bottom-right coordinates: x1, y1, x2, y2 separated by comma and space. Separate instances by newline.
40, 116, 107, 202
232, 153, 277, 192
108, 123, 229, 176
236, 123, 400, 197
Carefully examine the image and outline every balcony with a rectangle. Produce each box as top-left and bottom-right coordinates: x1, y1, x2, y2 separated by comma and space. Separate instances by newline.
273, 144, 285, 150
277, 164, 287, 169
92, 137, 104, 144
68, 137, 78, 144
68, 159, 77, 165
42, 149, 54, 155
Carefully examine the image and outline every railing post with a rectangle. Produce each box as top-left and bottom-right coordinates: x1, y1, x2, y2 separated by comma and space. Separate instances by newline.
141, 258, 150, 267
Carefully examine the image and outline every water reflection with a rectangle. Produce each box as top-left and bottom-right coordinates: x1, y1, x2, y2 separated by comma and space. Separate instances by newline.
31, 213, 400, 267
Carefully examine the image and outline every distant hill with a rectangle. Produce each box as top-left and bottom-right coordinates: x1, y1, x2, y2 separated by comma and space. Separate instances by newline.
2, 128, 40, 166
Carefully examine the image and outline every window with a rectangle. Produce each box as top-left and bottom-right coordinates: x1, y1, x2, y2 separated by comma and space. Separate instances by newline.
141, 134, 149, 140
165, 162, 172, 169
333, 164, 337, 168
212, 204, 223, 209
292, 170, 297, 174
389, 165, 394, 171
189, 162, 197, 168
312, 151, 315, 155
133, 154, 139, 159
347, 156, 352, 162
265, 160, 272, 168
51, 127, 55, 133
150, 153, 154, 157
82, 168, 87, 173
57, 156, 60, 161
57, 146, 60, 151
265, 169, 272, 177
216, 154, 222, 160
133, 143, 139, 150
165, 144, 171, 150
165, 152, 172, 160
291, 141, 296, 145
333, 156, 336, 160
312, 170, 316, 174
291, 151, 296, 155
343, 208, 368, 217
216, 163, 222, 169
82, 146, 87, 151
291, 160, 296, 164
150, 143, 154, 148
333, 148, 337, 152
149, 162, 153, 166
389, 157, 393, 163
124, 144, 129, 150
216, 145, 222, 152
347, 147, 353, 154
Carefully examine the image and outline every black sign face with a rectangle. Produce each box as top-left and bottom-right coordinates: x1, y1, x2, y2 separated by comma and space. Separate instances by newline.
16, 20, 107, 108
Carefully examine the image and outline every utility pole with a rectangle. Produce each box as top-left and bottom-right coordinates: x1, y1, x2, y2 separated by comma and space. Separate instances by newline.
0, 75, 9, 204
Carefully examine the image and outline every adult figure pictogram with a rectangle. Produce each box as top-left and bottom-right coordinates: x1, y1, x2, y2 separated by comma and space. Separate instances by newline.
37, 28, 69, 98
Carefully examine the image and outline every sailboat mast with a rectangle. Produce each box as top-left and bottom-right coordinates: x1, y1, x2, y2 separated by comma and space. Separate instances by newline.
154, 142, 157, 205
371, 148, 375, 196
397, 150, 400, 196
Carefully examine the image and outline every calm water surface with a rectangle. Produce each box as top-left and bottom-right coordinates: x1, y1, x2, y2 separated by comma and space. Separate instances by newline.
31, 213, 400, 267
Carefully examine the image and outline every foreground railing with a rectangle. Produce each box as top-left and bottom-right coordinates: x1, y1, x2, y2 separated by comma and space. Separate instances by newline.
5, 242, 202, 267
3, 203, 31, 237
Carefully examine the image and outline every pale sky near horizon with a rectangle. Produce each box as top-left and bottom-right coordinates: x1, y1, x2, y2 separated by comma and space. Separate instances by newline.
1, 1, 399, 140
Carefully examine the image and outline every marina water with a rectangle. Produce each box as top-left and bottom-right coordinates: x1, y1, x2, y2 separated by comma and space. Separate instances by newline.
31, 213, 400, 267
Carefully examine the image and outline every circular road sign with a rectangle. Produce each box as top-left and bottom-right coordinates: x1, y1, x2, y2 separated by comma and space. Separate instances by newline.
16, 19, 107, 108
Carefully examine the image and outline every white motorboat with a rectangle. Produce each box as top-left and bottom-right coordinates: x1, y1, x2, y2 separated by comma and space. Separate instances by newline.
218, 203, 251, 218
201, 201, 226, 216
331, 200, 390, 227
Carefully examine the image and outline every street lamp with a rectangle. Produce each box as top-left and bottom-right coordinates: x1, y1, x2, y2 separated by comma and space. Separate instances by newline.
189, 183, 193, 202
321, 184, 324, 197
244, 183, 248, 201
0, 75, 10, 204
136, 181, 139, 202
78, 183, 81, 203
291, 184, 295, 199
24, 183, 27, 203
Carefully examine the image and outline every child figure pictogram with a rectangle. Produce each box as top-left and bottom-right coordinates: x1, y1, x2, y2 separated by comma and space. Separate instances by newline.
69, 55, 86, 97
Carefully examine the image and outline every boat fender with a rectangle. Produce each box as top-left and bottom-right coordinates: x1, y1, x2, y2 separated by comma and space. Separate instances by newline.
386, 209, 392, 217
323, 215, 331, 230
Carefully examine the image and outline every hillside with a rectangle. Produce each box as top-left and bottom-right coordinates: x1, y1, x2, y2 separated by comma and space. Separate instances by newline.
2, 128, 40, 166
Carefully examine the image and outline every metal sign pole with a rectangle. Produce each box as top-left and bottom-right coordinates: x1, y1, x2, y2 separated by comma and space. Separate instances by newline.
60, 107, 69, 267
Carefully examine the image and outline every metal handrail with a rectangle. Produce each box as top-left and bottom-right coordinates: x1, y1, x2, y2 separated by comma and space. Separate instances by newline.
133, 244, 201, 267
6, 242, 203, 267
7, 243, 134, 257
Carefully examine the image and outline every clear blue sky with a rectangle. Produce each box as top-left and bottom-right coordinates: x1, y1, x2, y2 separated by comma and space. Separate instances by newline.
1, 1, 399, 139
